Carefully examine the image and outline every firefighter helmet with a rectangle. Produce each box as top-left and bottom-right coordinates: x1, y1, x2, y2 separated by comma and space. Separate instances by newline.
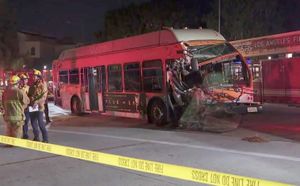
9, 75, 21, 85
33, 69, 42, 77
19, 73, 29, 80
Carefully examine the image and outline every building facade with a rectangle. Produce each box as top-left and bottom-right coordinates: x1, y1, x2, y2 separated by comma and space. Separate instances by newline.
18, 31, 76, 70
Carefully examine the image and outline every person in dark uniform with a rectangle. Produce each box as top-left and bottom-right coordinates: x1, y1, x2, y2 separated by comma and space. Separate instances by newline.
28, 69, 49, 143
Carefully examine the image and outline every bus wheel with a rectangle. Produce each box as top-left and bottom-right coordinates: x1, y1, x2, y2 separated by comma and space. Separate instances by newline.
71, 96, 82, 115
148, 99, 167, 126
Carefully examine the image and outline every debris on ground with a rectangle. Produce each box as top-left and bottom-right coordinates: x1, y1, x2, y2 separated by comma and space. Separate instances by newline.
179, 99, 241, 133
241, 135, 269, 143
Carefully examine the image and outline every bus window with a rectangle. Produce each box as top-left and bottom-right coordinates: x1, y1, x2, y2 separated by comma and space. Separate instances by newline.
108, 64, 122, 92
80, 68, 84, 85
124, 62, 141, 91
200, 60, 249, 87
95, 66, 106, 92
80, 68, 89, 92
69, 69, 79, 84
101, 66, 106, 92
142, 60, 163, 92
59, 70, 68, 84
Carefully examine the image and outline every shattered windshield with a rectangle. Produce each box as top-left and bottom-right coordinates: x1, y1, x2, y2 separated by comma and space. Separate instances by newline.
188, 43, 250, 87
189, 43, 237, 63
199, 59, 250, 87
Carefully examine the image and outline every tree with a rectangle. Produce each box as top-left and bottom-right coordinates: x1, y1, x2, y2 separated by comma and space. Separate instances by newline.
0, 0, 19, 70
203, 0, 285, 40
100, 0, 210, 41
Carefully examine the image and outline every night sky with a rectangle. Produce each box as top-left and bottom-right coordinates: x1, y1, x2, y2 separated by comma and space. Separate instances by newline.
8, 0, 300, 43
9, 0, 149, 42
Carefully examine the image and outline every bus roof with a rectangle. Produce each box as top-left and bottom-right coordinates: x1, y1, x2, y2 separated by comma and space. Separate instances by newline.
171, 29, 225, 42
58, 28, 225, 60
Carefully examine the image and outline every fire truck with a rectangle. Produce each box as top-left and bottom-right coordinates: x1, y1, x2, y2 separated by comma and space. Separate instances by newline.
231, 30, 300, 105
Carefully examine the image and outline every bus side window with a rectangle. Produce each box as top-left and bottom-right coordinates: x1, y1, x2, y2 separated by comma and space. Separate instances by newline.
142, 60, 163, 92
108, 64, 122, 92
101, 66, 106, 92
124, 62, 141, 92
81, 67, 89, 92
80, 68, 84, 86
95, 66, 106, 93
69, 69, 79, 84
59, 70, 68, 84
80, 68, 89, 92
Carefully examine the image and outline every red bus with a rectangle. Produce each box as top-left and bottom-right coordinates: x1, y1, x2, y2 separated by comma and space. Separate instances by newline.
52, 28, 260, 125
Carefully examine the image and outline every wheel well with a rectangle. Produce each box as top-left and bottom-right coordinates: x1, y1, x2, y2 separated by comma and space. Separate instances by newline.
147, 97, 165, 115
147, 97, 172, 126
147, 97, 169, 121
71, 95, 80, 104
70, 95, 82, 109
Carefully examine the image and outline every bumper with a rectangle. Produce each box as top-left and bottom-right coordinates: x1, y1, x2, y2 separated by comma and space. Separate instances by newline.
224, 103, 263, 114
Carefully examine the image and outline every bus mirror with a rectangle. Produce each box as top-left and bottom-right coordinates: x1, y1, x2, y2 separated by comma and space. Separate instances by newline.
191, 58, 198, 71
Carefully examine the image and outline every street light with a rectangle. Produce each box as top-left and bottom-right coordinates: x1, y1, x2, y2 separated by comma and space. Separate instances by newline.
44, 65, 47, 70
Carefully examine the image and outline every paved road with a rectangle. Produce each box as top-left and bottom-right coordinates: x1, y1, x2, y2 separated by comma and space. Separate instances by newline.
241, 103, 300, 141
0, 103, 300, 186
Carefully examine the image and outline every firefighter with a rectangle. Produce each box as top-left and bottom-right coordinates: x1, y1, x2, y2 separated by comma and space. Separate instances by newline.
2, 75, 30, 142
28, 69, 49, 143
19, 73, 30, 139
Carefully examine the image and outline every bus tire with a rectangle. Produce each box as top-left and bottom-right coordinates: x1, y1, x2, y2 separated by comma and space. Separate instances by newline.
148, 99, 167, 126
71, 96, 82, 115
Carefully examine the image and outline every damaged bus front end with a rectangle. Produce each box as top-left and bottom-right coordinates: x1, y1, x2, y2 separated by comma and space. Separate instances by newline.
190, 42, 261, 113
167, 39, 261, 132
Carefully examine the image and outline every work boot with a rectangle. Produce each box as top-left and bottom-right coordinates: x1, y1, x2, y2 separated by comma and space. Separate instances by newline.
22, 135, 29, 139
33, 138, 40, 142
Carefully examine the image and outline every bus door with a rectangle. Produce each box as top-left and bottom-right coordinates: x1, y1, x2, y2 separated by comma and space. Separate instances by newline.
95, 66, 106, 112
84, 67, 99, 111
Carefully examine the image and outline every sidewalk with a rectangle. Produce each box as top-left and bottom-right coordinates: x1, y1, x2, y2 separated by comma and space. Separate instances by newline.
0, 102, 72, 129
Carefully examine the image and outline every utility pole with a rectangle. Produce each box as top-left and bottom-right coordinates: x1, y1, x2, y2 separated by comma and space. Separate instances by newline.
218, 0, 221, 33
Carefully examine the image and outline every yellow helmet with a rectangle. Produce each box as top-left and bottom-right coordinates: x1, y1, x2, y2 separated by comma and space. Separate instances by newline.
19, 73, 29, 80
9, 75, 21, 85
33, 69, 42, 76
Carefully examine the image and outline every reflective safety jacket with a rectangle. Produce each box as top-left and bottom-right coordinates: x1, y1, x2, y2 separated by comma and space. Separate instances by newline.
20, 84, 30, 110
28, 80, 48, 111
20, 84, 30, 95
2, 86, 30, 122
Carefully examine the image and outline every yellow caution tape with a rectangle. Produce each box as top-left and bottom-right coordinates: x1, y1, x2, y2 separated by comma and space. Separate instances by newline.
0, 135, 292, 186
